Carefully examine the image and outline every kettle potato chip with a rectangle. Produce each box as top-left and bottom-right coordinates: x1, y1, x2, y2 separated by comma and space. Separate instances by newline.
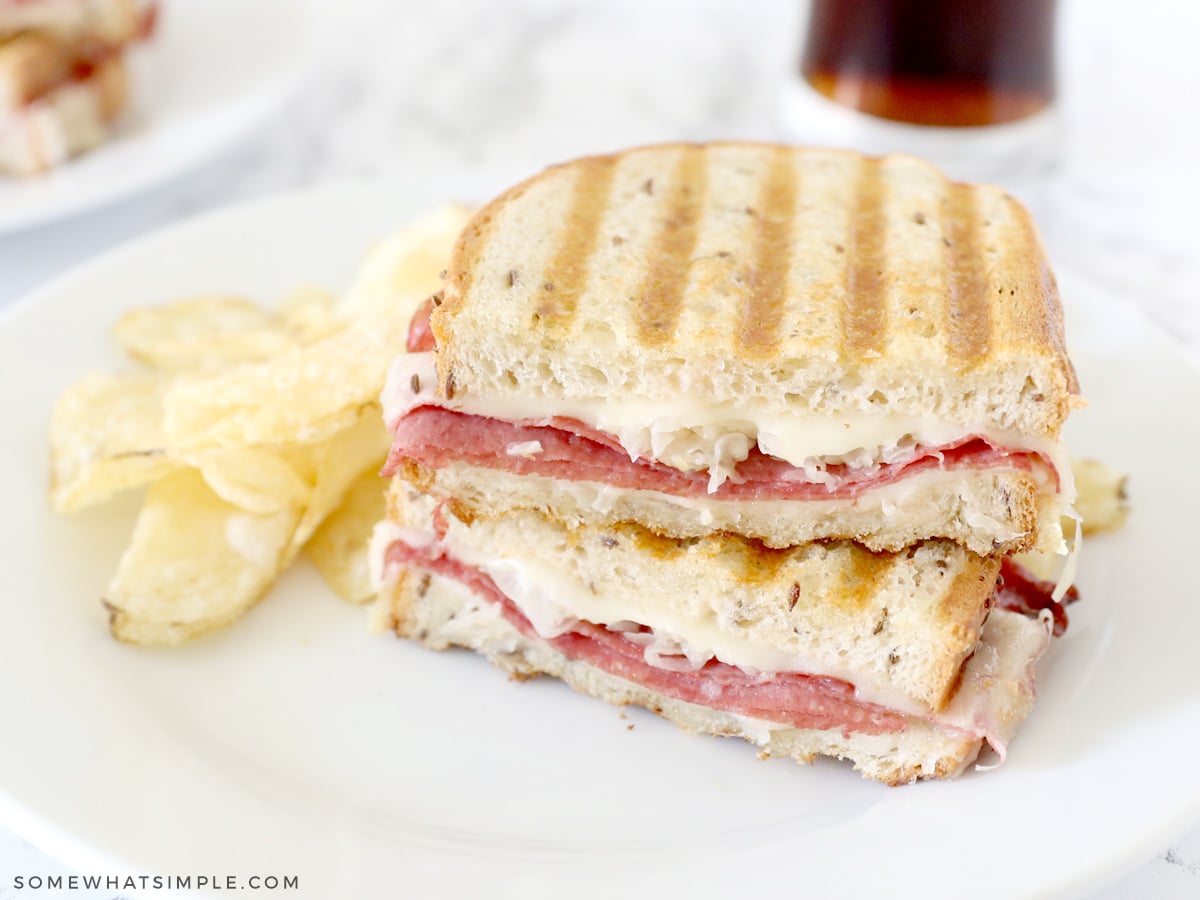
305, 467, 389, 605
113, 295, 296, 371
105, 469, 301, 645
49, 371, 177, 513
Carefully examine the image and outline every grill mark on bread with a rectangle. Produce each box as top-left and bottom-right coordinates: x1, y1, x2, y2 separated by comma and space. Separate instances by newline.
635, 146, 707, 346
1010, 201, 1081, 395
626, 524, 694, 561
737, 541, 797, 585
538, 156, 618, 332
840, 545, 890, 610
736, 146, 797, 357
842, 159, 888, 356
944, 184, 992, 364
1010, 202, 1052, 345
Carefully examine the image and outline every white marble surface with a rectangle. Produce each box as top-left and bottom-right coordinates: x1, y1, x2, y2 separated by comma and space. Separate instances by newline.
2, 0, 1199, 897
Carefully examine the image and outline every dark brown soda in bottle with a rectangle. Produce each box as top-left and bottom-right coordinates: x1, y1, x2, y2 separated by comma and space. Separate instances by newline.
801, 0, 1057, 128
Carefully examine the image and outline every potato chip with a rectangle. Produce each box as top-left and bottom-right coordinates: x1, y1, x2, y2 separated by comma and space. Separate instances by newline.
163, 314, 407, 449
50, 371, 179, 512
183, 447, 312, 515
105, 469, 300, 645
113, 296, 296, 371
285, 405, 391, 552
338, 204, 474, 321
305, 467, 388, 605
1073, 458, 1130, 535
277, 285, 342, 344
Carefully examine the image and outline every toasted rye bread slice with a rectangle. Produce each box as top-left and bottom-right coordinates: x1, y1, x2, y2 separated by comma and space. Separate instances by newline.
382, 567, 1043, 785
432, 142, 1079, 439
396, 455, 1064, 555
384, 479, 1001, 713
0, 52, 127, 176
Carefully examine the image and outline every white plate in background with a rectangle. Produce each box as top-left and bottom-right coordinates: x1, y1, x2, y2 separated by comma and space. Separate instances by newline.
0, 178, 1196, 899
0, 0, 305, 236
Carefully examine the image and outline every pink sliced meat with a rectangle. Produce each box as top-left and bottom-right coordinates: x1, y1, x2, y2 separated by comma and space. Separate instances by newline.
387, 539, 913, 735
406, 296, 437, 352
995, 558, 1080, 637
383, 405, 1044, 501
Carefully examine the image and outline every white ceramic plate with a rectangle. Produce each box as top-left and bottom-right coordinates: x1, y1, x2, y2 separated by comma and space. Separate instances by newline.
0, 0, 305, 236
0, 178, 1197, 900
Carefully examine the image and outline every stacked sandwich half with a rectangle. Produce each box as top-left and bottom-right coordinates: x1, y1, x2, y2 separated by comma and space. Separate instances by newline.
1, 0, 156, 175
375, 143, 1082, 784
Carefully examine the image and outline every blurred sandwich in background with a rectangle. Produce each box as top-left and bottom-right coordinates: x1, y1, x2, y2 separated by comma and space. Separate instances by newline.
0, 0, 156, 175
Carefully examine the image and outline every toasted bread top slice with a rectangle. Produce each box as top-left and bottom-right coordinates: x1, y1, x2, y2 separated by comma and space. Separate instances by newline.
433, 142, 1079, 439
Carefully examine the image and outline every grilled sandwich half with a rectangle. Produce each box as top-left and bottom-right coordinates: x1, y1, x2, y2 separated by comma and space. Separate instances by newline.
377, 481, 1050, 786
384, 143, 1081, 555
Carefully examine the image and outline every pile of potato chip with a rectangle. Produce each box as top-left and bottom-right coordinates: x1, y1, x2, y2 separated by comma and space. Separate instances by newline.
48, 205, 474, 645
